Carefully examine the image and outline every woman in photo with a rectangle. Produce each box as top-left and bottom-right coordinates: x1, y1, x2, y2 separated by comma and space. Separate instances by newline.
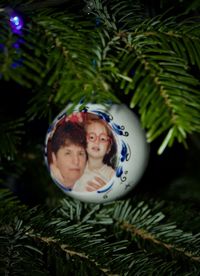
48, 120, 87, 189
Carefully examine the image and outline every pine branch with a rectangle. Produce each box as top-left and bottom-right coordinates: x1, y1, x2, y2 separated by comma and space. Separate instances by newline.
0, 189, 46, 275
86, 0, 146, 31
29, 197, 200, 274
22, 10, 120, 119
0, 7, 118, 117
0, 221, 47, 276
0, 189, 200, 275
0, 1, 200, 275
90, 200, 200, 266
116, 19, 200, 152
81, 2, 200, 151
121, 222, 200, 262
0, 118, 24, 160
1, 2, 200, 151
30, 10, 119, 104
31, 235, 112, 275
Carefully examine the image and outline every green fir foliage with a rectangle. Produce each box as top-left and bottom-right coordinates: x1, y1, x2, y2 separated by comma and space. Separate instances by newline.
0, 0, 200, 152
0, 189, 200, 275
0, 0, 200, 275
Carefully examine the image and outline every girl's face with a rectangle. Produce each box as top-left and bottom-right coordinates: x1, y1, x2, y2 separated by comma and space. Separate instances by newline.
86, 122, 111, 160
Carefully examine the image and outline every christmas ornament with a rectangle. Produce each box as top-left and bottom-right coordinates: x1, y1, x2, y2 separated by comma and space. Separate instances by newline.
45, 103, 149, 203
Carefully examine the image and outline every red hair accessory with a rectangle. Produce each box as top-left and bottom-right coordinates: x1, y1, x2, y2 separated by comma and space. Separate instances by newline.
65, 112, 86, 123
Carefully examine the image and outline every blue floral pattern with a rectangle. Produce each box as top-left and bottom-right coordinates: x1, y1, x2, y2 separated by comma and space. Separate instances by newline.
97, 182, 114, 193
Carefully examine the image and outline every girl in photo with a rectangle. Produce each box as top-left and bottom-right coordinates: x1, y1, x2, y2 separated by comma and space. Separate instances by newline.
73, 113, 117, 192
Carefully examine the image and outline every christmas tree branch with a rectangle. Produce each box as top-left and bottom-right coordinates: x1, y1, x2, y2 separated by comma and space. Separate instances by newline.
1, 3, 200, 151
0, 118, 24, 159
121, 222, 200, 262
117, 28, 200, 152
94, 200, 200, 265
0, 1, 200, 274
85, 1, 200, 151
0, 189, 200, 274
25, 11, 119, 113
32, 235, 112, 275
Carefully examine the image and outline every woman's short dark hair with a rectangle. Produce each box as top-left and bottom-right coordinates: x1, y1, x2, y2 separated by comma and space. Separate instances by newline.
51, 121, 87, 153
47, 120, 87, 164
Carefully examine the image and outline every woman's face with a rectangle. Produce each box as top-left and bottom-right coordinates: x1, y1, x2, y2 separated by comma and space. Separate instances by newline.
86, 122, 111, 159
53, 143, 87, 186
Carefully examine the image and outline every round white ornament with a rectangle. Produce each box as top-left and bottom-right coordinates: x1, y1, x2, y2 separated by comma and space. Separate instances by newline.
45, 103, 149, 203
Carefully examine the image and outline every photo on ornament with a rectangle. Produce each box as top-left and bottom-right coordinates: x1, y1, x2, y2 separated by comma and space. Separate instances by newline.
46, 112, 117, 193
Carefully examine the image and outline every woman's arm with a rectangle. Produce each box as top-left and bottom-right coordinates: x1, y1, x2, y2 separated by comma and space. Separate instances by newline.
86, 177, 107, 192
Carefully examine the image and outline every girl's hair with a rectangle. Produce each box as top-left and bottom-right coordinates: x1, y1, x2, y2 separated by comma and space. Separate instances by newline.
85, 113, 117, 169
47, 120, 87, 164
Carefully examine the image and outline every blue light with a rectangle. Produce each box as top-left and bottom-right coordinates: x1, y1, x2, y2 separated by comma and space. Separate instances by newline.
11, 16, 20, 26
9, 13, 23, 33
